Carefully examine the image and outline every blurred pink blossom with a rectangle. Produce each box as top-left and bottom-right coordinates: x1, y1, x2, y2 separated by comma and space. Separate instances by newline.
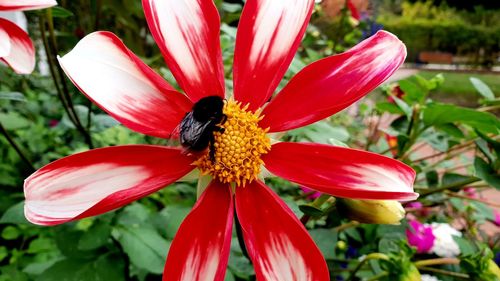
300, 186, 322, 200
406, 220, 435, 253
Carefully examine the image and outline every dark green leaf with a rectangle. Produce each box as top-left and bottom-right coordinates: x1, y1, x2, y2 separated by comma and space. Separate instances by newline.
0, 92, 26, 102
309, 229, 338, 259
299, 204, 324, 217
474, 157, 500, 189
0, 201, 28, 224
51, 7, 74, 18
78, 221, 111, 251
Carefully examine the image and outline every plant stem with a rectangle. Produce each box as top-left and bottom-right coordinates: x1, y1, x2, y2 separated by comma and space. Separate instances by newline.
300, 194, 331, 225
346, 253, 389, 281
334, 221, 360, 232
420, 178, 481, 197
415, 258, 459, 267
413, 139, 476, 163
366, 272, 389, 281
418, 266, 469, 279
445, 191, 500, 208
0, 122, 35, 172
44, 10, 94, 148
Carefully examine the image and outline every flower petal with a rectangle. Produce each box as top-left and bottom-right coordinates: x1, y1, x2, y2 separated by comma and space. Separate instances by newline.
142, 0, 225, 102
58, 31, 192, 139
233, 0, 314, 111
260, 30, 407, 132
0, 0, 56, 11
0, 18, 34, 74
24, 145, 194, 226
263, 142, 418, 201
164, 181, 233, 281
235, 180, 329, 281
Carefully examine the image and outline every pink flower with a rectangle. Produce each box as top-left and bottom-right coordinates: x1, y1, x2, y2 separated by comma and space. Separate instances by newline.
406, 220, 435, 253
494, 210, 500, 227
301, 186, 322, 200
24, 0, 416, 279
0, 0, 57, 74
463, 187, 478, 199
346, 0, 360, 20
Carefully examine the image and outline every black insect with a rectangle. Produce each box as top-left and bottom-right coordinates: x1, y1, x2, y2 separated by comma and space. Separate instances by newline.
180, 96, 226, 162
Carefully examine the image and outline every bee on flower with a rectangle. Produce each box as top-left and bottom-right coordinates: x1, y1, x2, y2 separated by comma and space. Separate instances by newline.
24, 0, 417, 280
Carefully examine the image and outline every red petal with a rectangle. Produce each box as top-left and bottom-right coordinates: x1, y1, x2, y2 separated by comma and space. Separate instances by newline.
58, 32, 192, 139
263, 142, 417, 201
164, 181, 233, 281
0, 0, 56, 11
347, 0, 360, 20
143, 0, 225, 102
0, 18, 34, 74
235, 181, 329, 281
24, 145, 194, 226
260, 31, 407, 132
233, 0, 314, 111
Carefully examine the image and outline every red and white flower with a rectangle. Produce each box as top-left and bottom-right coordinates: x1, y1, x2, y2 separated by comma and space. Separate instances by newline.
0, 0, 57, 74
24, 0, 417, 280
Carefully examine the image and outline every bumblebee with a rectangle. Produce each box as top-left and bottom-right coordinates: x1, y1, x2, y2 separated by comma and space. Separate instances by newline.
179, 96, 226, 161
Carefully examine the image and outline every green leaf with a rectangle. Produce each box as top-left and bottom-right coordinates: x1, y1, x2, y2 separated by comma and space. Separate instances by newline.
376, 102, 405, 115
50, 7, 74, 18
423, 103, 500, 134
159, 205, 191, 239
0, 201, 28, 224
0, 112, 30, 130
442, 173, 475, 187
474, 157, 500, 189
227, 251, 255, 279
27, 237, 55, 254
0, 92, 26, 102
78, 221, 111, 251
0, 247, 7, 263
399, 80, 425, 103
299, 204, 324, 217
1, 226, 20, 240
38, 255, 124, 281
453, 236, 475, 256
309, 229, 338, 259
117, 226, 170, 274
470, 77, 495, 100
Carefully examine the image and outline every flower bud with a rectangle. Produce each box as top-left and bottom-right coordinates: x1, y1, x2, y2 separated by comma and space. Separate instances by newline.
337, 198, 405, 224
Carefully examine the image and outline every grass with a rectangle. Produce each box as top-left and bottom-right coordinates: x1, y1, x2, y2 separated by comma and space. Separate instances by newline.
417, 70, 500, 106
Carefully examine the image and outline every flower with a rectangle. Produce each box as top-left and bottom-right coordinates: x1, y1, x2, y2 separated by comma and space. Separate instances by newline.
406, 220, 435, 253
494, 210, 500, 227
0, 0, 56, 74
429, 223, 461, 258
300, 186, 322, 200
24, 0, 417, 279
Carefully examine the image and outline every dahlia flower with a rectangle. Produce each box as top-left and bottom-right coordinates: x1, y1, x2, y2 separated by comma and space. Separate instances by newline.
24, 0, 417, 279
0, 0, 56, 73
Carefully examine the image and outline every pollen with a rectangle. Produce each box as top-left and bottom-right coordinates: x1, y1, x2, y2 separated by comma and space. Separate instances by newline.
194, 99, 271, 186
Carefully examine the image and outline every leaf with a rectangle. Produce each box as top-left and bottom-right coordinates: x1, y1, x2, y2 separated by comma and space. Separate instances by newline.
299, 204, 324, 217
442, 173, 475, 187
0, 112, 30, 130
78, 221, 111, 251
0, 92, 26, 102
423, 103, 500, 134
1, 226, 19, 240
0, 247, 7, 262
470, 77, 495, 100
227, 251, 255, 279
159, 205, 191, 239
51, 7, 74, 18
474, 157, 500, 189
453, 236, 475, 255
376, 102, 405, 115
399, 80, 425, 104
38, 255, 124, 281
309, 229, 338, 259
117, 226, 170, 274
0, 202, 28, 224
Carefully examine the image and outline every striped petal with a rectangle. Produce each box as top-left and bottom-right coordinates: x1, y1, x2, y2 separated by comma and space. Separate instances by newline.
0, 18, 34, 74
142, 0, 225, 102
260, 31, 407, 132
263, 142, 418, 201
58, 32, 192, 139
233, 0, 314, 111
24, 145, 194, 225
0, 0, 56, 11
164, 181, 233, 281
236, 180, 329, 281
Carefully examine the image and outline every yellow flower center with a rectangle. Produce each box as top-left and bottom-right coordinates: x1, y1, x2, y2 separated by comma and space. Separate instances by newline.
194, 99, 271, 186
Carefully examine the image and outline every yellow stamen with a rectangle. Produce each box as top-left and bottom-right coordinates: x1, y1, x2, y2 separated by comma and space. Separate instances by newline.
194, 99, 271, 186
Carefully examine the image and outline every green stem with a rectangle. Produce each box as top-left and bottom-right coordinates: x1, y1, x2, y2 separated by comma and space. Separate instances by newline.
415, 258, 460, 267
300, 194, 331, 225
0, 122, 35, 172
418, 266, 469, 279
419, 178, 481, 197
366, 272, 389, 281
346, 253, 389, 281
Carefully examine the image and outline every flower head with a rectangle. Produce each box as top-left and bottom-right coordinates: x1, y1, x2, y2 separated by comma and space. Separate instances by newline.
0, 0, 56, 73
406, 220, 435, 253
429, 223, 461, 258
24, 0, 417, 279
